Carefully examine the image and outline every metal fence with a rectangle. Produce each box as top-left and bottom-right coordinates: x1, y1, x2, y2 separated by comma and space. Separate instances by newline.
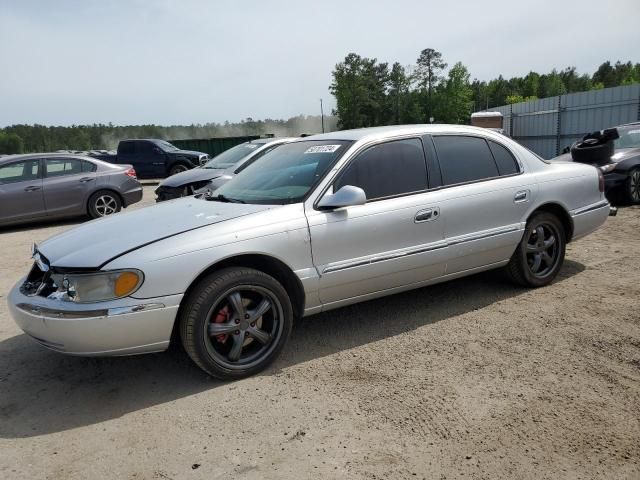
478, 84, 640, 159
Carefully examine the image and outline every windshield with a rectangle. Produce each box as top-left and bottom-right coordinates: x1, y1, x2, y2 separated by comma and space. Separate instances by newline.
203, 142, 264, 169
210, 140, 351, 204
614, 127, 640, 150
155, 140, 179, 151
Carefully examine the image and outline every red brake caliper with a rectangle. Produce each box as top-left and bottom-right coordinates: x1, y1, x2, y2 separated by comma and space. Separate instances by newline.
213, 305, 230, 343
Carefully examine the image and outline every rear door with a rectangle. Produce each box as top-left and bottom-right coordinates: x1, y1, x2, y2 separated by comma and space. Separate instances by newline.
42, 158, 97, 217
429, 134, 536, 273
0, 158, 45, 224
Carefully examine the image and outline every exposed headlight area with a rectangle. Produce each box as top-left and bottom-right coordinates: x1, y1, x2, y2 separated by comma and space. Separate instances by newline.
22, 264, 144, 303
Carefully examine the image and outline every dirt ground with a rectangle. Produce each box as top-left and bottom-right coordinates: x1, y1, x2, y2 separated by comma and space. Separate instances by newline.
0, 187, 638, 480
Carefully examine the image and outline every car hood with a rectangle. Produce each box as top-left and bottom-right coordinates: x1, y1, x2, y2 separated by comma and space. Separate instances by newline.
38, 199, 272, 269
159, 167, 227, 187
171, 149, 207, 157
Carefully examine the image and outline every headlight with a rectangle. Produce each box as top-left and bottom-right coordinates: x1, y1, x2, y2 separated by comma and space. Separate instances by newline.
50, 269, 143, 303
599, 163, 616, 173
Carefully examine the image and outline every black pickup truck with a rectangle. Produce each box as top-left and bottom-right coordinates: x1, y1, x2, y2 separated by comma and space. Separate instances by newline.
97, 139, 209, 179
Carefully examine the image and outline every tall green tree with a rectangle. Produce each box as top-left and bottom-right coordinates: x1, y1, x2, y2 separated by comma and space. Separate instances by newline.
434, 62, 473, 124
387, 62, 412, 124
414, 48, 447, 122
0, 132, 25, 154
330, 53, 390, 129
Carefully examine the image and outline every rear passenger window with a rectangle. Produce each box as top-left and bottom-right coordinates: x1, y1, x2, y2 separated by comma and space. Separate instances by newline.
433, 136, 499, 186
45, 158, 83, 177
82, 161, 97, 172
335, 139, 427, 200
488, 141, 519, 175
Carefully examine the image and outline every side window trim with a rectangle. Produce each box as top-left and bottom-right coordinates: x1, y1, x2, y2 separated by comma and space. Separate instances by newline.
421, 134, 442, 189
331, 137, 429, 203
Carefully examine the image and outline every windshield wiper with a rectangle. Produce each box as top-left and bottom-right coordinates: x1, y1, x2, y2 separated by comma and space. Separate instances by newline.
204, 193, 245, 204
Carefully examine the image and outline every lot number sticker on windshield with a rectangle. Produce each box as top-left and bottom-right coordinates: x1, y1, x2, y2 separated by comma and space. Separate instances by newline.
304, 145, 341, 154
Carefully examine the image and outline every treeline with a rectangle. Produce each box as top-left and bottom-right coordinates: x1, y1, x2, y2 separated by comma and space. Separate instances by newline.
330, 50, 640, 129
0, 115, 338, 154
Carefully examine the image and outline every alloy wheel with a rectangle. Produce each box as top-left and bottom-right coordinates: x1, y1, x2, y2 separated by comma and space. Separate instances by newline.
203, 285, 284, 370
95, 195, 118, 216
525, 222, 561, 278
630, 170, 640, 203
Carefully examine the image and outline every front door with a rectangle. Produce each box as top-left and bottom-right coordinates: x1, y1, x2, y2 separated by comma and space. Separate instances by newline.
306, 138, 448, 307
0, 158, 45, 225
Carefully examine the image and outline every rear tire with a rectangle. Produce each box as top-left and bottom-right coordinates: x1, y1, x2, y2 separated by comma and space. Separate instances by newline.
506, 212, 566, 288
179, 267, 293, 380
88, 190, 122, 218
623, 167, 640, 205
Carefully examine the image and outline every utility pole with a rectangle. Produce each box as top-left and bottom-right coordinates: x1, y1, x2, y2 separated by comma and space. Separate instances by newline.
320, 98, 325, 133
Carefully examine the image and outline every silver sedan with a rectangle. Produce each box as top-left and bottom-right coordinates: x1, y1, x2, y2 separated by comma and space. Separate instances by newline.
8, 125, 611, 379
0, 153, 143, 226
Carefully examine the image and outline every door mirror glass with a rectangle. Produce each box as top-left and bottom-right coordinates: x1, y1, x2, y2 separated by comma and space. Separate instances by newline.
317, 185, 366, 210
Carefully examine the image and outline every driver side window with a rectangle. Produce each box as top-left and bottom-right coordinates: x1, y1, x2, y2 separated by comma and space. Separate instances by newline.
334, 138, 428, 201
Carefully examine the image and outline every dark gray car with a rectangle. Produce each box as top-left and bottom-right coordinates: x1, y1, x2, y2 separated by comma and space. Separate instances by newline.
0, 153, 143, 227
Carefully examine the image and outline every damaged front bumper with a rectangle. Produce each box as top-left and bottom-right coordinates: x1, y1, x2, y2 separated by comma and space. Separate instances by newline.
8, 277, 182, 356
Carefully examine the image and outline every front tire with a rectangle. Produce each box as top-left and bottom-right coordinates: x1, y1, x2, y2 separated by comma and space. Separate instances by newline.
179, 267, 293, 380
88, 190, 122, 218
506, 212, 566, 288
168, 163, 189, 176
623, 167, 640, 205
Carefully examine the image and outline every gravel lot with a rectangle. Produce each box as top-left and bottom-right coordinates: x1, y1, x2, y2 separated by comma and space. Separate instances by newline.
1, 186, 638, 479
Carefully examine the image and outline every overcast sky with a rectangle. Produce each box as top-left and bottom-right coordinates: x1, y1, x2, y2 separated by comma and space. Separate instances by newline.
0, 0, 638, 127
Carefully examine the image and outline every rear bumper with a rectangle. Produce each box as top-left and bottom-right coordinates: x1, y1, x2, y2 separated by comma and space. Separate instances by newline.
604, 172, 627, 192
8, 279, 182, 356
570, 200, 610, 241
122, 185, 143, 207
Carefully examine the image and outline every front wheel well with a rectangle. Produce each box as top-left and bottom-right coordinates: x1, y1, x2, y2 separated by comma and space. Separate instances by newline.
529, 203, 574, 242
167, 161, 192, 174
171, 254, 306, 346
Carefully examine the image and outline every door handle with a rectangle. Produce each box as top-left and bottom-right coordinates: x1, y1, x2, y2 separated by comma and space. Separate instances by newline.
24, 185, 41, 192
415, 207, 439, 223
514, 190, 528, 203
79, 177, 94, 182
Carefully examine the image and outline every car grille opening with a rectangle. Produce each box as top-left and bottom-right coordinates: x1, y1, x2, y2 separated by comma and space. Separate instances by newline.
21, 262, 57, 297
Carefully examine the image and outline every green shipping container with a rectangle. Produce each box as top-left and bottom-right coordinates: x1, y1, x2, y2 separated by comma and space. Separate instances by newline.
170, 135, 261, 158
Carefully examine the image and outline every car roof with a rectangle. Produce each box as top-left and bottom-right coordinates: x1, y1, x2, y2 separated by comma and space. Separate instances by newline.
300, 124, 505, 142
0, 152, 99, 164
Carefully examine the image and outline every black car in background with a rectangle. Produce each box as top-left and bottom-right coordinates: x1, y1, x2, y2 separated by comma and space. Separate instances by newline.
97, 139, 209, 179
552, 123, 640, 204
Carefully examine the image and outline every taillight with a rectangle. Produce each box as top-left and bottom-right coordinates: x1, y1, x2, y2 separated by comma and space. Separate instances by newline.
597, 169, 604, 193
125, 167, 137, 179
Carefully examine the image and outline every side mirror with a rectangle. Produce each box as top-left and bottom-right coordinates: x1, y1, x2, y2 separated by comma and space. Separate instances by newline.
317, 185, 366, 210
